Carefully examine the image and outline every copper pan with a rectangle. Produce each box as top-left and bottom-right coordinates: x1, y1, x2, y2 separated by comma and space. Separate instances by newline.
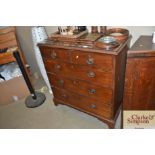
106, 28, 129, 43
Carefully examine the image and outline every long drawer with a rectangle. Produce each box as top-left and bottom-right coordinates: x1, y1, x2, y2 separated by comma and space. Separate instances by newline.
52, 87, 112, 119
44, 59, 113, 87
48, 73, 113, 104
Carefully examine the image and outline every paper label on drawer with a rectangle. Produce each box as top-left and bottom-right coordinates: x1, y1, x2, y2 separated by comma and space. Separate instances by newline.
123, 111, 155, 129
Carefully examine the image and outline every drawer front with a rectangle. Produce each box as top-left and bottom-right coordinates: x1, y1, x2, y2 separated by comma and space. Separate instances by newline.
71, 50, 113, 71
52, 87, 112, 119
40, 47, 70, 61
48, 73, 113, 103
44, 59, 113, 87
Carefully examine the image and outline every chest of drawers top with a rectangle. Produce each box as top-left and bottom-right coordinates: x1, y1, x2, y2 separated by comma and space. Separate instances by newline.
38, 36, 129, 56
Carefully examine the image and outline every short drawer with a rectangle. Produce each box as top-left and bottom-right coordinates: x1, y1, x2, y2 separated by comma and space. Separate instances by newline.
48, 73, 113, 104
52, 87, 112, 119
44, 59, 113, 87
40, 47, 70, 61
71, 50, 113, 71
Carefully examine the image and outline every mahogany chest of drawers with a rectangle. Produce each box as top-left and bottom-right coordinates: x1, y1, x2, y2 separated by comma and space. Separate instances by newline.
38, 37, 130, 128
123, 36, 155, 110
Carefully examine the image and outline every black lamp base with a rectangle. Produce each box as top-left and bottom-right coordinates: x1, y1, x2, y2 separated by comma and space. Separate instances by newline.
25, 92, 46, 108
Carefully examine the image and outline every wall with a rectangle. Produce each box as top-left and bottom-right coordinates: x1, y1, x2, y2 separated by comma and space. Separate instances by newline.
108, 26, 155, 45
16, 26, 57, 76
16, 26, 155, 76
16, 26, 39, 74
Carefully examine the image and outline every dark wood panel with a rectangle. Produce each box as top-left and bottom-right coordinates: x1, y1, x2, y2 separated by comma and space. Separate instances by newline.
113, 45, 128, 117
124, 36, 155, 110
124, 59, 138, 93
124, 57, 155, 110
124, 91, 155, 110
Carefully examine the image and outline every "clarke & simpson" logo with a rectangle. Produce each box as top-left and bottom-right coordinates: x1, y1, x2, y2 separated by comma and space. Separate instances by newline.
127, 114, 155, 125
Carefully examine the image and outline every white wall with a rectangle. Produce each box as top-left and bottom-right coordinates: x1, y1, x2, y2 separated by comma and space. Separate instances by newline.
45, 26, 58, 35
16, 26, 57, 75
16, 26, 40, 74
108, 26, 155, 45
16, 26, 155, 76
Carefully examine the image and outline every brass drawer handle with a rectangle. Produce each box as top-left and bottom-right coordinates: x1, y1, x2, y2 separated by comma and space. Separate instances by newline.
90, 104, 96, 109
89, 89, 96, 94
62, 94, 68, 99
57, 80, 64, 86
73, 80, 79, 85
86, 56, 94, 65
51, 50, 57, 59
87, 71, 96, 78
55, 64, 61, 70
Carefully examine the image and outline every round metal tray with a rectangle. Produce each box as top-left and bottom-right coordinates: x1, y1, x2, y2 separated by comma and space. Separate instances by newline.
98, 36, 116, 43
94, 36, 119, 50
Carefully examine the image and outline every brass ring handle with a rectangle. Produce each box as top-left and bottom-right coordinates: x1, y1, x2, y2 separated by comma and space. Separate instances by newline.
89, 89, 96, 94
51, 50, 57, 59
86, 57, 94, 65
90, 104, 96, 109
73, 80, 79, 85
87, 71, 95, 78
62, 94, 68, 99
55, 64, 61, 70
57, 80, 64, 86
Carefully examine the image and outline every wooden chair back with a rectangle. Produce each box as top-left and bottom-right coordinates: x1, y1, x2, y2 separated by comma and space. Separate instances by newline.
0, 27, 27, 66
